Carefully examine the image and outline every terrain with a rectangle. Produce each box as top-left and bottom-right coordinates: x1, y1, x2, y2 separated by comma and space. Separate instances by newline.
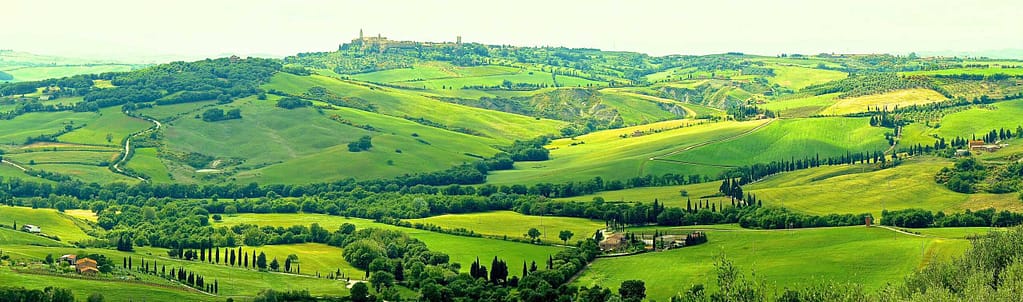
3, 36, 1023, 301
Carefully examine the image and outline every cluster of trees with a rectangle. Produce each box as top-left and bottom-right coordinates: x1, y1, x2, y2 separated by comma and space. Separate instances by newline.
726, 103, 774, 121
171, 267, 218, 294
803, 73, 940, 99
881, 208, 1023, 228
200, 108, 241, 122
347, 136, 373, 152
0, 286, 75, 302
468, 257, 513, 286
725, 151, 892, 187
275, 97, 313, 109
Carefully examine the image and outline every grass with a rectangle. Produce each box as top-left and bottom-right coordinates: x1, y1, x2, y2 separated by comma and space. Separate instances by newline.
744, 157, 1023, 215
406, 211, 605, 245
666, 117, 890, 168
927, 98, 1023, 138
904, 67, 1023, 77
0, 228, 68, 246
38, 164, 139, 184
159, 97, 501, 184
126, 148, 172, 182
906, 227, 1005, 239
0, 266, 217, 301
247, 243, 361, 279
137, 100, 217, 121
58, 106, 152, 146
573, 226, 970, 301
0, 111, 98, 144
0, 206, 95, 243
0, 245, 350, 298
598, 91, 681, 125
553, 181, 731, 210
487, 120, 769, 185
821, 89, 948, 115
766, 65, 847, 90
264, 73, 567, 143
4, 150, 116, 165
350, 62, 518, 83
0, 65, 132, 82
216, 213, 562, 278
760, 93, 839, 118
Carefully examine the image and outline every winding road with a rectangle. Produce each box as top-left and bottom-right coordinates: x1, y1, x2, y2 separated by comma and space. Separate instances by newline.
111, 113, 162, 182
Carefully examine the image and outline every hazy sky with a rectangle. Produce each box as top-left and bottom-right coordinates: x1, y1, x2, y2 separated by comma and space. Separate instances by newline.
5, 0, 1022, 59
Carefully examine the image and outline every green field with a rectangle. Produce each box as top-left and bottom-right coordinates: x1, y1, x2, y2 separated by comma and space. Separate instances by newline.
821, 89, 948, 115
488, 120, 769, 185
4, 150, 116, 165
926, 98, 1023, 138
406, 211, 605, 244
573, 226, 969, 301
760, 93, 839, 117
58, 106, 152, 146
0, 206, 95, 243
350, 62, 518, 83
137, 100, 218, 121
126, 147, 172, 182
554, 181, 730, 209
264, 73, 566, 142
0, 266, 216, 301
665, 117, 890, 168
0, 65, 133, 82
216, 213, 562, 278
39, 163, 139, 184
904, 67, 1023, 77
0, 111, 98, 144
598, 91, 682, 125
745, 157, 1022, 215
766, 65, 847, 90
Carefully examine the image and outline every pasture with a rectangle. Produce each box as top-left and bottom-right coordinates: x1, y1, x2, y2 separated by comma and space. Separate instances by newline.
665, 117, 890, 168
58, 106, 152, 146
0, 206, 95, 243
406, 211, 605, 244
125, 147, 172, 182
926, 98, 1023, 138
766, 65, 847, 90
573, 226, 969, 301
821, 89, 948, 115
745, 157, 1023, 215
0, 111, 98, 144
760, 93, 839, 118
487, 120, 769, 185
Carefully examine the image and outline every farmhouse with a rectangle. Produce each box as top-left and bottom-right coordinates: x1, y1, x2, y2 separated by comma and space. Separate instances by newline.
59, 254, 77, 266
75, 258, 99, 276
599, 233, 626, 251
21, 224, 40, 233
968, 140, 1005, 152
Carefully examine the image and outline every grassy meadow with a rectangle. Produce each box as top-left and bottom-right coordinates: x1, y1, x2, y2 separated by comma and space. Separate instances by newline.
665, 117, 890, 168
406, 211, 605, 244
488, 120, 769, 185
573, 226, 970, 301
821, 89, 948, 115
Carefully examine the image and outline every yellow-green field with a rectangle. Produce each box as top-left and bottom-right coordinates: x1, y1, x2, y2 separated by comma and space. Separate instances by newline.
573, 226, 970, 301
821, 89, 947, 115
406, 211, 605, 244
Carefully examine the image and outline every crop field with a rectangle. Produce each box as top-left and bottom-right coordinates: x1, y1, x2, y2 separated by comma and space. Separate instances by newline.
904, 67, 1023, 77
58, 106, 152, 146
406, 211, 605, 244
598, 91, 681, 124
0, 267, 217, 301
0, 206, 95, 243
0, 111, 99, 144
487, 120, 769, 185
665, 117, 890, 168
41, 163, 139, 184
264, 73, 567, 142
0, 228, 68, 247
820, 89, 948, 115
137, 100, 218, 121
212, 99, 503, 184
350, 62, 519, 83
925, 98, 1023, 138
573, 226, 969, 301
126, 147, 172, 182
760, 93, 839, 117
0, 245, 350, 299
745, 157, 1023, 215
766, 65, 847, 89
0, 65, 133, 82
3, 150, 116, 165
216, 213, 562, 278
553, 181, 730, 209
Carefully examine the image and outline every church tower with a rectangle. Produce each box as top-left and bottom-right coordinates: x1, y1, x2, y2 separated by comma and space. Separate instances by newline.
359, 28, 364, 41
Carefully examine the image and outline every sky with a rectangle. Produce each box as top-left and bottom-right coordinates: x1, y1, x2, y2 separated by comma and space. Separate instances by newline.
4, 0, 1022, 60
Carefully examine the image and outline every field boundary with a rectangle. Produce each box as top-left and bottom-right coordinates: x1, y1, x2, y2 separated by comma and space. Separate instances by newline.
639, 118, 775, 174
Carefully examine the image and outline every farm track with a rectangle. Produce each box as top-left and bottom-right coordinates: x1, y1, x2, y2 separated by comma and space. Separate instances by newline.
111, 112, 162, 181
616, 92, 700, 118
